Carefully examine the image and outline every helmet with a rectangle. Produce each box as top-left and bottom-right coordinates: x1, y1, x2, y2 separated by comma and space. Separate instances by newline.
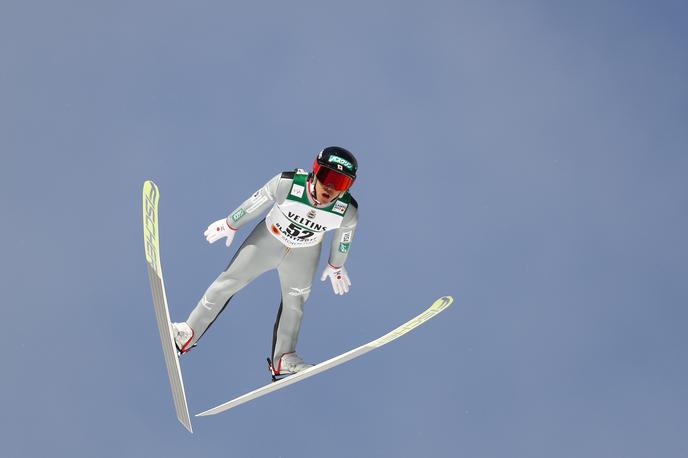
312, 146, 358, 191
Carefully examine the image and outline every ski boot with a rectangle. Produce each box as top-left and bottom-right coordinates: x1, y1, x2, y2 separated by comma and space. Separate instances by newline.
171, 322, 195, 354
267, 352, 314, 382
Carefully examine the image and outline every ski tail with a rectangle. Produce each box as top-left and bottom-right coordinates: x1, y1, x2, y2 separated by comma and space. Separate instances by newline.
146, 264, 193, 432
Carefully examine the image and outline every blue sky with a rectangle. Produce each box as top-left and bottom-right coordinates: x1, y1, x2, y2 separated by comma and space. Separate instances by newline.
1, 1, 687, 457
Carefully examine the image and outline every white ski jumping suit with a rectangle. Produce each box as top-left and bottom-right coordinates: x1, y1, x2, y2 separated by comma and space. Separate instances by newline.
185, 169, 358, 365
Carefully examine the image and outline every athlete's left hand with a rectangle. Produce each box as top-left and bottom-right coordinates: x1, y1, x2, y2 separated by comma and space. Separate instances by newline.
320, 264, 351, 295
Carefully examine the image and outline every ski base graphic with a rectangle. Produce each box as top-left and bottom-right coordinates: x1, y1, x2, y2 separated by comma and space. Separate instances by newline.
143, 180, 193, 433
197, 295, 453, 417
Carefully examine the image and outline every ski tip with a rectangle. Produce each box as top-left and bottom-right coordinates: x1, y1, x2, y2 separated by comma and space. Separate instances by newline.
143, 180, 158, 193
434, 296, 454, 308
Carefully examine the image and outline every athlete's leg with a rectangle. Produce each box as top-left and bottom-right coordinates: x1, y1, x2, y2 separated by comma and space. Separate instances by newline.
271, 243, 322, 369
185, 221, 285, 347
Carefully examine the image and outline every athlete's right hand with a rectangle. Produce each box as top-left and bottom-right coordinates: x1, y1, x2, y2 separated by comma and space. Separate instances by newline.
204, 218, 237, 247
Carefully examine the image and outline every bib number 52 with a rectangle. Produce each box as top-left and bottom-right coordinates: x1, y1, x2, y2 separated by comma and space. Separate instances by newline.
285, 223, 315, 240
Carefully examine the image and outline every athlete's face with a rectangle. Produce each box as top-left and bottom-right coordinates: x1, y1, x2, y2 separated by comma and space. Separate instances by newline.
315, 178, 342, 204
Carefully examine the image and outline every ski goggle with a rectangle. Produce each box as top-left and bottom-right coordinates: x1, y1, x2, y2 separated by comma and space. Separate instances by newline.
315, 166, 354, 191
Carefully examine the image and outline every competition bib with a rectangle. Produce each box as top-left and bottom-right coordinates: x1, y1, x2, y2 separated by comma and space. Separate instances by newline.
265, 172, 350, 248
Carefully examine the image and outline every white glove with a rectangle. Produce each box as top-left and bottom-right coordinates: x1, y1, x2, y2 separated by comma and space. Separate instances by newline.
320, 264, 351, 295
204, 218, 237, 247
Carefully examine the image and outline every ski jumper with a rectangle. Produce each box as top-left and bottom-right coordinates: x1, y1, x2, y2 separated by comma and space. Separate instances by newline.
185, 169, 358, 364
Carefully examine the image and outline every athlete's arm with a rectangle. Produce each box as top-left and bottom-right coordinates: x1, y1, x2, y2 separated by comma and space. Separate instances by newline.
224, 171, 294, 230
327, 198, 358, 268
321, 198, 358, 294
203, 172, 293, 246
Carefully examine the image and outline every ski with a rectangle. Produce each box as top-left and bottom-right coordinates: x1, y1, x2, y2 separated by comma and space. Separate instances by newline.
196, 295, 453, 417
143, 180, 193, 433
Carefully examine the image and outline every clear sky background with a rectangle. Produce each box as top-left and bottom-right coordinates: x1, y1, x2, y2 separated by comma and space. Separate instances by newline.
1, 1, 687, 457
